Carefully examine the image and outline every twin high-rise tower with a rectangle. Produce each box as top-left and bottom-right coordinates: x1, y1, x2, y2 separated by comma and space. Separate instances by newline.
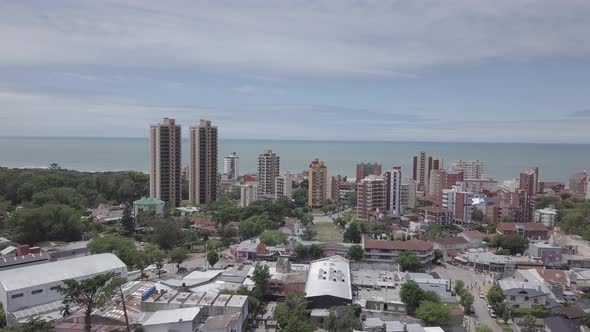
150, 118, 218, 207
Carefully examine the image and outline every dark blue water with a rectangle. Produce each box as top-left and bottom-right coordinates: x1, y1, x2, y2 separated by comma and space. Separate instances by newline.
0, 136, 588, 182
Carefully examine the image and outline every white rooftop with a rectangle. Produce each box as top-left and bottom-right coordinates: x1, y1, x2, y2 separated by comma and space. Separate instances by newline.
0, 253, 126, 291
305, 255, 352, 300
536, 208, 558, 215
142, 307, 201, 326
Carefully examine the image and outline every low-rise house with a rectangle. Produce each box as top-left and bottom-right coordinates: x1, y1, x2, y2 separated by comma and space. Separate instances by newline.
458, 248, 542, 272
133, 197, 165, 216
91, 204, 125, 223
496, 222, 549, 240
562, 254, 590, 269
431, 236, 469, 259
458, 230, 486, 248
504, 288, 547, 309
38, 241, 90, 261
351, 269, 405, 313
362, 236, 433, 266
553, 305, 587, 325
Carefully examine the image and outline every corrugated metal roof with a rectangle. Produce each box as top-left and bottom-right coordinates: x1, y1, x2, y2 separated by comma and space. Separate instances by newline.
304, 255, 352, 300
142, 307, 201, 326
0, 253, 126, 291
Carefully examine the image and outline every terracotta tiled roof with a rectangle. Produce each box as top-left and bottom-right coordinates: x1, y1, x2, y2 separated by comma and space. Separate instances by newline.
461, 230, 485, 239
534, 268, 568, 285
432, 236, 469, 246
363, 236, 433, 251
497, 222, 548, 233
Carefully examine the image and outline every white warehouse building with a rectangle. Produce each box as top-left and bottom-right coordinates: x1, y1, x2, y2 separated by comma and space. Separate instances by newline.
0, 253, 127, 322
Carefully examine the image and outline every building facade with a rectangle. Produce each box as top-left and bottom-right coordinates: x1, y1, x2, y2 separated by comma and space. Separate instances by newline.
412, 152, 442, 193
401, 177, 417, 210
384, 166, 402, 216
308, 159, 328, 208
569, 172, 587, 197
419, 207, 453, 225
150, 117, 182, 207
520, 167, 540, 195
356, 163, 382, 183
534, 208, 558, 228
441, 185, 474, 225
449, 160, 485, 180
223, 152, 239, 180
239, 184, 257, 208
275, 175, 293, 199
330, 175, 353, 202
362, 236, 433, 266
357, 175, 386, 221
257, 150, 280, 199
189, 119, 218, 205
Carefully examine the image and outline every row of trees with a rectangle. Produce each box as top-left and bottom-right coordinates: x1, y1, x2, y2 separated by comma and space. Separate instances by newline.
453, 281, 474, 314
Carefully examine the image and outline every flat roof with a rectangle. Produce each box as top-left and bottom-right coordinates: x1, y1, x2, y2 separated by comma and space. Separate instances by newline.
142, 307, 201, 326
0, 253, 126, 291
305, 256, 352, 300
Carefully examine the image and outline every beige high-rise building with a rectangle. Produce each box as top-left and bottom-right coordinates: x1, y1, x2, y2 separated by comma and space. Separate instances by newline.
412, 151, 442, 194
357, 175, 386, 221
189, 120, 218, 205
150, 118, 182, 207
308, 159, 328, 208
257, 150, 280, 199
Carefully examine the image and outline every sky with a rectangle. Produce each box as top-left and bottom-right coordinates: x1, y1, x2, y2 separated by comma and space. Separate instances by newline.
1, 0, 590, 143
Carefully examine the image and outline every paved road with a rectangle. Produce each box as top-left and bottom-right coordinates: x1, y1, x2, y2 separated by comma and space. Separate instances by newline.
432, 264, 502, 332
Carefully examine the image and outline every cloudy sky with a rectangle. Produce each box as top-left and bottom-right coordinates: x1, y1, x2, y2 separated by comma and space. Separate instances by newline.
1, 0, 590, 143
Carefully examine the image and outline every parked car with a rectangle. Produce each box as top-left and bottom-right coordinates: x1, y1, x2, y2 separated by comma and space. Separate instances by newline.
479, 293, 486, 299
490, 310, 497, 318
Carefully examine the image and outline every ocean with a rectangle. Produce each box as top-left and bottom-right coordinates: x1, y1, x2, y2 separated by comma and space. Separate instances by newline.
0, 136, 588, 182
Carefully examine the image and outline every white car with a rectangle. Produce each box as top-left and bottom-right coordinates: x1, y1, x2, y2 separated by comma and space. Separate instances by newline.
489, 310, 497, 318
479, 293, 485, 299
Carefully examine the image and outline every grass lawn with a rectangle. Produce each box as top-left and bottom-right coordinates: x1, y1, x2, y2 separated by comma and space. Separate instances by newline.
314, 222, 344, 242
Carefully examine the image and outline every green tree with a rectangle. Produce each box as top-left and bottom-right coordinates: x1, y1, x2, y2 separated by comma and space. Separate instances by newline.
274, 291, 314, 332
0, 318, 53, 332
345, 191, 357, 207
347, 244, 364, 262
324, 305, 362, 332
131, 250, 151, 280
423, 290, 440, 303
145, 244, 167, 278
88, 234, 136, 267
152, 219, 183, 250
461, 292, 474, 314
301, 225, 317, 241
252, 263, 271, 299
416, 302, 451, 326
523, 314, 536, 332
471, 209, 485, 221
486, 285, 506, 307
400, 280, 425, 313
454, 280, 465, 295
259, 230, 288, 246
59, 273, 115, 332
496, 248, 511, 255
476, 326, 493, 332
207, 250, 219, 268
396, 252, 420, 272
8, 204, 84, 244
489, 234, 529, 255
432, 249, 444, 264
0, 303, 6, 328
120, 205, 135, 236
169, 247, 188, 271
343, 220, 361, 243
238, 214, 269, 239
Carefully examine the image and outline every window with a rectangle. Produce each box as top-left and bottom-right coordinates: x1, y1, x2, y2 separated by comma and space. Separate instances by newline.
11, 293, 23, 299
50, 285, 62, 291
32, 289, 43, 295
524, 296, 529, 301
510, 296, 516, 301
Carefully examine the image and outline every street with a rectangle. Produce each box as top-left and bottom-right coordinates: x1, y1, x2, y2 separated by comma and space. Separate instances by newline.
432, 264, 502, 332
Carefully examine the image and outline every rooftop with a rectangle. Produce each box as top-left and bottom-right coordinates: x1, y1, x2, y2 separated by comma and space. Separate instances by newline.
203, 312, 241, 329
133, 197, 164, 205
497, 222, 548, 233
419, 206, 452, 214
460, 230, 486, 239
363, 236, 433, 251
305, 255, 352, 300
432, 236, 469, 246
0, 253, 126, 291
544, 316, 579, 332
142, 307, 202, 326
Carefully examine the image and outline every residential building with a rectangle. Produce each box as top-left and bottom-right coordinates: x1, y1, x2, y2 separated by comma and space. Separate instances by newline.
441, 185, 474, 225
142, 307, 203, 332
134, 197, 165, 216
428, 169, 447, 200
150, 117, 182, 207
446, 170, 464, 189
304, 256, 352, 308
517, 190, 536, 222
527, 242, 562, 264
496, 222, 549, 240
308, 159, 328, 208
519, 167, 540, 195
449, 160, 485, 180
401, 177, 417, 210
0, 254, 127, 321
223, 152, 239, 180
569, 171, 588, 196
432, 237, 470, 258
330, 175, 353, 201
503, 287, 548, 309
412, 152, 442, 193
419, 206, 453, 225
362, 235, 434, 266
356, 162, 382, 183
275, 175, 292, 199
357, 175, 386, 221
405, 273, 454, 302
534, 207, 558, 228
384, 166, 402, 216
462, 178, 498, 194
458, 230, 486, 248
239, 184, 257, 207
189, 119, 218, 205
257, 150, 280, 199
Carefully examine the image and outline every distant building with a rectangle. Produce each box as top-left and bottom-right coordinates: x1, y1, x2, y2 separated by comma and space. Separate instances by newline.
462, 178, 498, 194
275, 175, 292, 199
257, 150, 280, 199
142, 307, 203, 332
401, 177, 417, 210
569, 171, 587, 197
362, 236, 433, 266
442, 185, 474, 225
223, 152, 239, 180
356, 163, 382, 183
535, 207, 558, 228
431, 237, 470, 257
150, 117, 182, 207
308, 159, 328, 208
520, 167, 540, 195
458, 230, 486, 248
419, 206, 453, 225
189, 119, 218, 205
528, 242, 562, 264
357, 175, 386, 221
239, 184, 257, 208
449, 160, 485, 180
405, 272, 454, 302
413, 151, 442, 193
384, 167, 402, 216
329, 175, 352, 201
497, 222, 549, 240
304, 256, 352, 308
134, 197, 165, 216
428, 169, 447, 200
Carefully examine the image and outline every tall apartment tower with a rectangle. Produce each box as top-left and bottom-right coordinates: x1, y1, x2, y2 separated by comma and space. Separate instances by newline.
257, 150, 280, 199
449, 160, 485, 180
356, 162, 382, 183
401, 177, 417, 210
239, 184, 257, 207
357, 175, 387, 221
519, 167, 539, 195
412, 152, 442, 193
223, 152, 239, 180
150, 118, 182, 207
384, 166, 402, 216
189, 120, 218, 205
308, 159, 328, 208
275, 175, 293, 199
569, 172, 588, 196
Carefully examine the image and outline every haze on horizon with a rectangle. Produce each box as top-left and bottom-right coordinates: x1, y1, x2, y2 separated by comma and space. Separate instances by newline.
0, 1, 590, 143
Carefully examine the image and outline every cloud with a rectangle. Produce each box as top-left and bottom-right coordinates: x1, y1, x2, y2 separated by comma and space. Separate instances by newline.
233, 85, 257, 94
1, 1, 590, 77
569, 109, 590, 117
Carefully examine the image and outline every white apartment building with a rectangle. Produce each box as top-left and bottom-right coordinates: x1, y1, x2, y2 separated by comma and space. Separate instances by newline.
534, 207, 558, 228
239, 184, 257, 207
223, 152, 239, 180
442, 185, 474, 225
449, 160, 485, 180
